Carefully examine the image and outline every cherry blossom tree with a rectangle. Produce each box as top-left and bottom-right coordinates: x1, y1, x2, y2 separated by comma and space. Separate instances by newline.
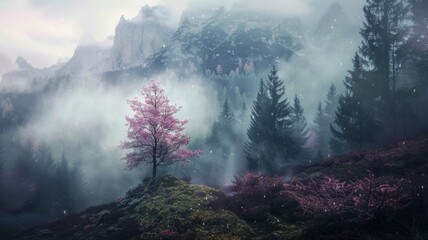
120, 80, 201, 179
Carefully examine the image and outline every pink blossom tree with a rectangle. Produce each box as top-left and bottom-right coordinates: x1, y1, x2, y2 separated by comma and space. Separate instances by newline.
120, 80, 202, 179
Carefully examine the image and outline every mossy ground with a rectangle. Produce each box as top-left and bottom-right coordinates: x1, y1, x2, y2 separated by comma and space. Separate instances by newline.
14, 176, 254, 240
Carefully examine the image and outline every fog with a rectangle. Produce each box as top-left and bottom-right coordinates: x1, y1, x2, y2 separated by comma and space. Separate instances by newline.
0, 1, 371, 230
12, 71, 218, 203
1, 0, 367, 193
279, 35, 361, 121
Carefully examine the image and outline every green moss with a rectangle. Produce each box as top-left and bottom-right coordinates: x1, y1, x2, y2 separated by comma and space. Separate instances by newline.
130, 176, 253, 239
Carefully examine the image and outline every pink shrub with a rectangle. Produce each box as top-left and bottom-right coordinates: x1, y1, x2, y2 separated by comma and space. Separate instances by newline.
160, 229, 178, 240
284, 176, 353, 218
229, 172, 284, 197
216, 172, 288, 221
284, 171, 410, 220
215, 171, 412, 223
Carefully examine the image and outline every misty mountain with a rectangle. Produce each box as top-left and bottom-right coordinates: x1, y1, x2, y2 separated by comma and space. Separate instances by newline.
1, 58, 65, 92
15, 57, 34, 70
59, 44, 110, 76
110, 5, 174, 71
60, 5, 175, 75
1, 3, 354, 88
145, 7, 306, 75
1, 5, 175, 88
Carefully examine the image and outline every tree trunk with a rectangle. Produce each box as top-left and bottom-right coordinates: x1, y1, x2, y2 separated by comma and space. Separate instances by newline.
152, 143, 157, 179
152, 162, 157, 179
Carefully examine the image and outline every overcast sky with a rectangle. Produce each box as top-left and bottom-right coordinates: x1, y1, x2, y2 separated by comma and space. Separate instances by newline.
0, 0, 365, 76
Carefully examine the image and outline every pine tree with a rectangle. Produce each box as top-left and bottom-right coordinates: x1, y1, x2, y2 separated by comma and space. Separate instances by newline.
13, 140, 34, 178
312, 84, 340, 159
313, 102, 329, 158
53, 153, 72, 217
33, 144, 55, 214
245, 66, 294, 174
0, 138, 4, 177
69, 158, 85, 213
204, 98, 242, 185
206, 123, 220, 147
219, 98, 235, 122
265, 65, 295, 165
324, 83, 339, 126
360, 0, 411, 142
245, 79, 269, 171
331, 53, 378, 153
0, 137, 4, 198
407, 0, 428, 89
206, 98, 236, 145
290, 95, 310, 161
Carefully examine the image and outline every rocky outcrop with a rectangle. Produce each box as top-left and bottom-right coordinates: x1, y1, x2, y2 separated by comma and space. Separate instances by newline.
110, 5, 174, 71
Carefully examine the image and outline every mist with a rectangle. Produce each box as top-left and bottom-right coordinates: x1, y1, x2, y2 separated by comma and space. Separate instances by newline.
0, 0, 382, 234
1, 0, 367, 196
1, 0, 428, 239
16, 71, 217, 202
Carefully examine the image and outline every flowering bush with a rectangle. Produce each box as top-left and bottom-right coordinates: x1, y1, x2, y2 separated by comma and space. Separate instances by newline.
284, 171, 410, 220
228, 172, 284, 197
160, 229, 178, 240
215, 171, 412, 224
284, 176, 353, 218
213, 172, 290, 221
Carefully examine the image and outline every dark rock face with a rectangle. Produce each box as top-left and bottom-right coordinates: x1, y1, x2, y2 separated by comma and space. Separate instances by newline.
14, 176, 253, 240
110, 5, 174, 71
146, 8, 305, 76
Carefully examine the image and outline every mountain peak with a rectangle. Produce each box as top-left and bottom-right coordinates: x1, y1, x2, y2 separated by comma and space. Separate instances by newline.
119, 14, 125, 23
111, 5, 174, 71
15, 56, 33, 70
132, 4, 170, 23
